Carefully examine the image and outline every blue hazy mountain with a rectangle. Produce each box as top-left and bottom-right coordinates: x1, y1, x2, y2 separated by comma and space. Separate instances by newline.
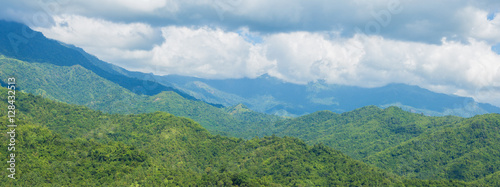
160, 74, 500, 117
1, 20, 498, 117
0, 20, 198, 100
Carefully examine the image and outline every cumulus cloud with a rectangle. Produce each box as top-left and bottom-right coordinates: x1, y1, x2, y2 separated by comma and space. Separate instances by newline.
69, 23, 499, 106
33, 15, 162, 51
3, 0, 500, 44
460, 7, 500, 44
148, 26, 273, 79
262, 32, 500, 91
1, 0, 500, 106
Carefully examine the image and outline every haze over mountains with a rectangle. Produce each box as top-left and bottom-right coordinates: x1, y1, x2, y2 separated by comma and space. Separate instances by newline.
1, 20, 499, 118
161, 74, 500, 117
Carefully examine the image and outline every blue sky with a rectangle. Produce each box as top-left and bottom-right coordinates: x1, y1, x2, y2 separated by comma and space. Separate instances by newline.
493, 43, 500, 54
1, 0, 500, 107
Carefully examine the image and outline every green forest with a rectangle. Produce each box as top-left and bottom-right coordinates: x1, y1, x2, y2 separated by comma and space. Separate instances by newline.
0, 56, 282, 139
1, 13, 500, 186
1, 87, 481, 186
2, 56, 500, 186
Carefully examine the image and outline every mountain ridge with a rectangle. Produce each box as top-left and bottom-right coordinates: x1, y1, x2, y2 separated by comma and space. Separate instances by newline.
2, 20, 498, 118
0, 20, 202, 102
2, 86, 473, 186
160, 74, 500, 117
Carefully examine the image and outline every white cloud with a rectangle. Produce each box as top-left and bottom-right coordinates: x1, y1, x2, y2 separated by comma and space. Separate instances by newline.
2, 1, 500, 107
3, 0, 500, 44
33, 15, 161, 50
147, 26, 274, 79
51, 0, 176, 18
459, 7, 500, 44
262, 32, 500, 106
30, 14, 500, 106
262, 32, 500, 88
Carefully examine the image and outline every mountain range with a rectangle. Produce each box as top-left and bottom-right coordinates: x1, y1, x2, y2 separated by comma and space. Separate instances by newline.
0, 86, 480, 186
1, 20, 499, 118
160, 74, 500, 117
1, 20, 500, 186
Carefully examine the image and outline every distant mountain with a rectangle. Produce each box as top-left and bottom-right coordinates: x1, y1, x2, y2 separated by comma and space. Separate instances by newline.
2, 20, 498, 118
0, 20, 287, 138
159, 74, 500, 117
0, 20, 196, 99
0, 55, 281, 138
2, 20, 500, 186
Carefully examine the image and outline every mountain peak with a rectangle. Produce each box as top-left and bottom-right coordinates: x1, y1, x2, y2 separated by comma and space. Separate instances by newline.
227, 103, 251, 115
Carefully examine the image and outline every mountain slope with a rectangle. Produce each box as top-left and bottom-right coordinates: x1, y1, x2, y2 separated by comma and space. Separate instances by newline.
475, 171, 500, 186
3, 20, 498, 118
366, 113, 500, 182
266, 105, 500, 183
0, 87, 472, 186
0, 20, 192, 98
0, 56, 280, 138
161, 74, 500, 117
3, 56, 497, 183
270, 106, 464, 159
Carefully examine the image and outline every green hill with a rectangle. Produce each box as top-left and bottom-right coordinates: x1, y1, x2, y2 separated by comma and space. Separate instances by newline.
271, 106, 463, 159
0, 20, 186, 97
0, 56, 280, 138
269, 105, 500, 183
366, 113, 500, 182
3, 58, 498, 184
0, 87, 471, 186
474, 171, 500, 186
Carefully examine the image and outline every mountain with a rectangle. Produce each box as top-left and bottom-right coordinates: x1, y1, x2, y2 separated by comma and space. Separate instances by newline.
267, 104, 500, 183
366, 113, 500, 182
0, 55, 281, 138
3, 20, 498, 118
160, 74, 500, 117
0, 87, 472, 186
268, 106, 464, 159
0, 20, 286, 139
0, 20, 202, 101
2, 20, 500, 185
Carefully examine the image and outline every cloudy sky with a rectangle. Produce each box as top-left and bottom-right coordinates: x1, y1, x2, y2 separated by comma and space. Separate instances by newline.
1, 0, 500, 106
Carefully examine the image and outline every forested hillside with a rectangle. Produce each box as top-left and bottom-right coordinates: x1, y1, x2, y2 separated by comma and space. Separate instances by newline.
366, 113, 500, 182
0, 20, 182, 97
1, 4, 500, 186
0, 56, 280, 138
0, 87, 473, 186
265, 105, 500, 184
3, 57, 500, 184
271, 106, 464, 159
2, 20, 499, 119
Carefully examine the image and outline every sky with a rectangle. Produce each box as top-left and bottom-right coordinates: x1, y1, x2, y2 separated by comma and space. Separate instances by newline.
1, 0, 500, 107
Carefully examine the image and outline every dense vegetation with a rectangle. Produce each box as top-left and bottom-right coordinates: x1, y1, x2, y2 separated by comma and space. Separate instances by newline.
0, 56, 281, 139
366, 113, 500, 182
2, 20, 500, 186
3, 57, 500, 185
0, 87, 475, 186
270, 106, 464, 159
266, 105, 500, 184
